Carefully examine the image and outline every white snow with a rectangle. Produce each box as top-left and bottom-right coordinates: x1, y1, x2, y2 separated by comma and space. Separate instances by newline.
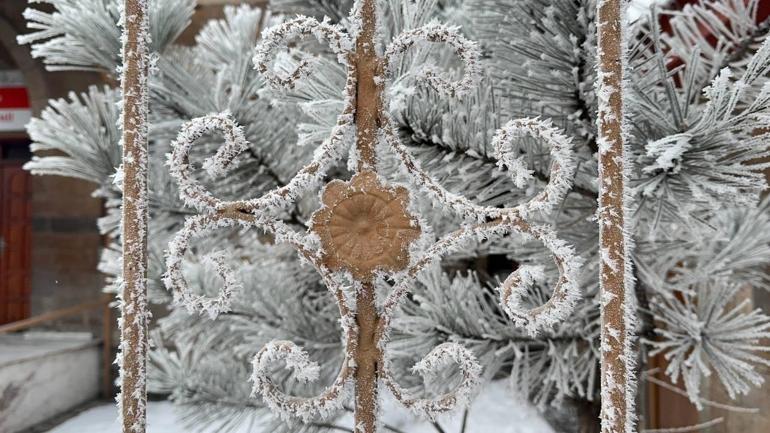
48, 381, 554, 433
47, 401, 182, 433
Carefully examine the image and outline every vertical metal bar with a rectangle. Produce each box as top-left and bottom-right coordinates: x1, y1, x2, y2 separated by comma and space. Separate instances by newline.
353, 1, 383, 431
354, 0, 380, 171
596, 0, 635, 432
354, 281, 380, 433
119, 0, 149, 431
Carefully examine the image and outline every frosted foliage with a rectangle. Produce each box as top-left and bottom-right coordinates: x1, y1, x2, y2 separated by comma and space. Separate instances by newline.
649, 282, 770, 408
629, 6, 770, 225
18, 0, 195, 72
271, 0, 356, 22
662, 0, 770, 84
24, 86, 122, 185
19, 0, 770, 431
467, 0, 599, 142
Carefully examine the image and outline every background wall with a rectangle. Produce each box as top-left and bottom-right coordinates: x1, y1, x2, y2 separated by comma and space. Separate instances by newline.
0, 1, 105, 319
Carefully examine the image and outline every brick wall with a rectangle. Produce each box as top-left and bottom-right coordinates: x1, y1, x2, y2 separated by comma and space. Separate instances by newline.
1, 0, 105, 321
29, 178, 104, 315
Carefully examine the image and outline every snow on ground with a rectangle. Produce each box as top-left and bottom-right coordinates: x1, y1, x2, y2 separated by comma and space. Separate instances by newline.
48, 381, 554, 433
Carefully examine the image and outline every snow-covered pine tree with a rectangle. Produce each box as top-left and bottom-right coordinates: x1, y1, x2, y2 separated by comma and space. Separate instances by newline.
19, 0, 770, 432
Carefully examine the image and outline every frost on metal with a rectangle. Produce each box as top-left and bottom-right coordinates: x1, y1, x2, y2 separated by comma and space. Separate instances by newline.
382, 342, 482, 419
498, 224, 582, 336
250, 340, 353, 422
595, 0, 636, 432
162, 0, 581, 430
117, 0, 151, 432
253, 16, 353, 91
163, 215, 241, 318
383, 21, 483, 97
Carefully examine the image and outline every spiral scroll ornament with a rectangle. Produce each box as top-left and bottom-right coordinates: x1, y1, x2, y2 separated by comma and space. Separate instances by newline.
163, 0, 582, 431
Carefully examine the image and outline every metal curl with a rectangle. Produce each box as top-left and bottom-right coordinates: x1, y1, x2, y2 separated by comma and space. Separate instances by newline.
169, 106, 353, 215
163, 214, 245, 318
382, 113, 576, 221
491, 117, 577, 215
165, 203, 355, 317
249, 334, 355, 422
496, 222, 583, 336
253, 16, 353, 91
378, 218, 581, 339
166, 209, 359, 423
245, 207, 358, 420
167, 113, 251, 212
383, 22, 483, 97
380, 342, 482, 419
244, 224, 358, 423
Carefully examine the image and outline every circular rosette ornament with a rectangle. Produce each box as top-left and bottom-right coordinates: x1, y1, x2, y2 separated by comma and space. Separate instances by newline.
311, 170, 421, 280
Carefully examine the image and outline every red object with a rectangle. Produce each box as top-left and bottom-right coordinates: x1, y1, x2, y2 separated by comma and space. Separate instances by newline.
0, 87, 31, 109
661, 0, 770, 34
0, 150, 32, 324
658, 0, 770, 79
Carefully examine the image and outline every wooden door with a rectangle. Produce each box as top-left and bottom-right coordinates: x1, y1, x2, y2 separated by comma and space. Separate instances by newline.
0, 155, 31, 324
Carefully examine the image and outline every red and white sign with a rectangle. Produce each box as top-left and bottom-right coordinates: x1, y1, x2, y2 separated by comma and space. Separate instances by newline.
0, 71, 31, 132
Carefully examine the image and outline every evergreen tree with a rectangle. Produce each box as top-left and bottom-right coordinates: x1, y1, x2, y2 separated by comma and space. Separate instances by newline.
19, 0, 770, 431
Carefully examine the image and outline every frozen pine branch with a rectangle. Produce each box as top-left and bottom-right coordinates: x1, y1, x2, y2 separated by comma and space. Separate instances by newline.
629, 18, 770, 228
25, 86, 122, 186
648, 281, 770, 408
18, 0, 195, 73
271, 0, 355, 23
661, 0, 770, 84
468, 0, 599, 148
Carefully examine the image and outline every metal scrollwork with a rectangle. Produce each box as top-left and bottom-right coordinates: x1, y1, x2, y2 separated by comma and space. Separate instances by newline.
164, 0, 582, 429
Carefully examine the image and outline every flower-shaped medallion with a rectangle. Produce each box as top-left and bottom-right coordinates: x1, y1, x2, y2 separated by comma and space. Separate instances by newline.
311, 170, 421, 280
